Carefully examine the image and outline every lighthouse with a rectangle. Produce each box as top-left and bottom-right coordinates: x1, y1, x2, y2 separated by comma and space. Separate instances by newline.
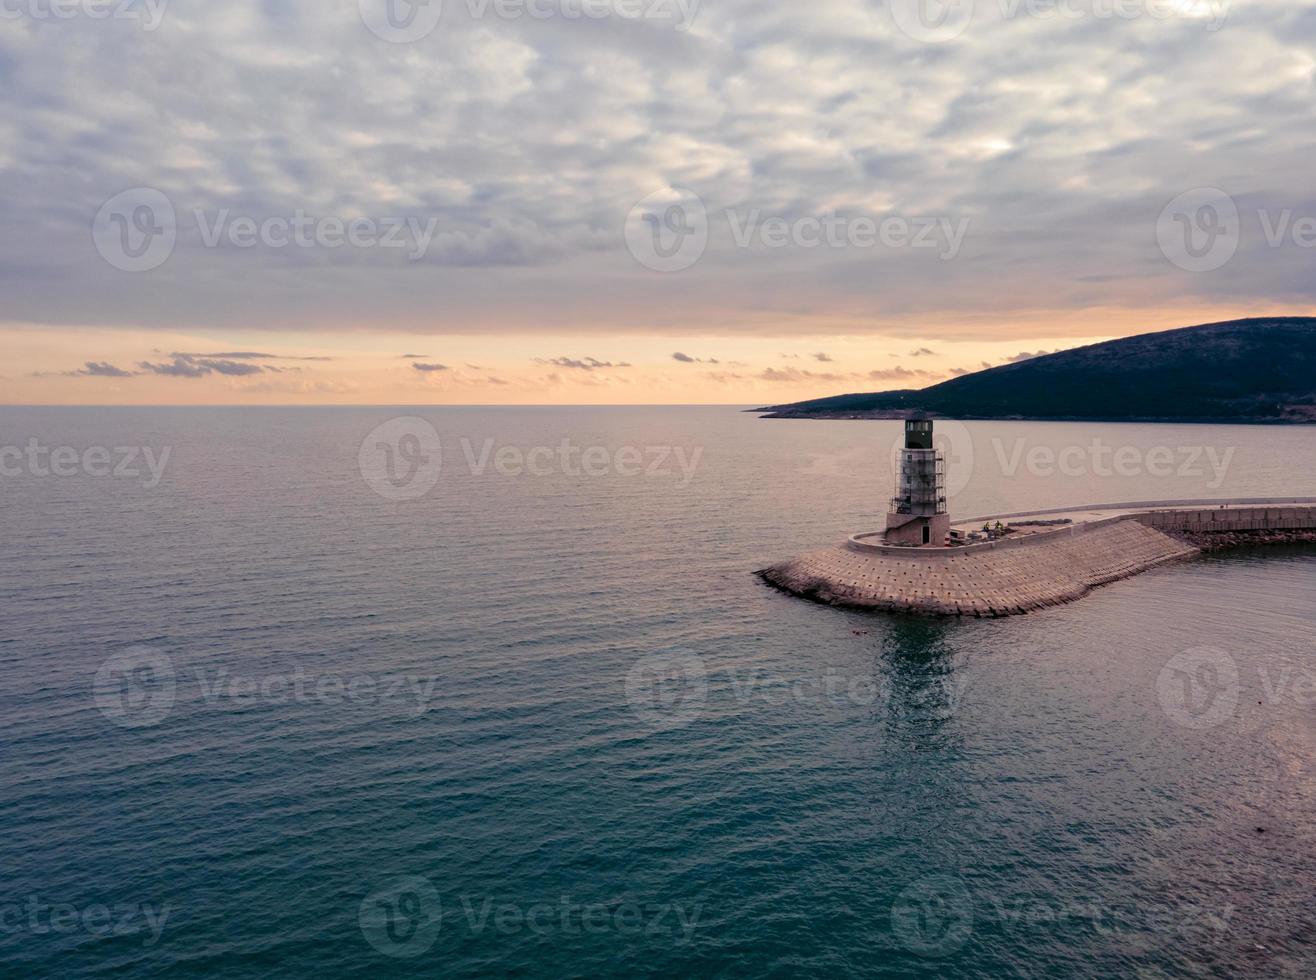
885, 414, 950, 547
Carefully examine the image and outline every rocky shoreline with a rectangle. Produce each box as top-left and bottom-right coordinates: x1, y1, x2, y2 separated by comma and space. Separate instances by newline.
1169, 528, 1316, 552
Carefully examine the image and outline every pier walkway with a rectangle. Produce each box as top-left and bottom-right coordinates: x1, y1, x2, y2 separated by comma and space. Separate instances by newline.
759, 498, 1316, 617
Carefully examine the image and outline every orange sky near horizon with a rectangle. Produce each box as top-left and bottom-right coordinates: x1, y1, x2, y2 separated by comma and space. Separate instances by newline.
3, 303, 1300, 406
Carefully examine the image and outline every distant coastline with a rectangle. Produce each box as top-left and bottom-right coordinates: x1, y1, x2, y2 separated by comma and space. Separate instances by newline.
755, 317, 1316, 425
756, 411, 1316, 425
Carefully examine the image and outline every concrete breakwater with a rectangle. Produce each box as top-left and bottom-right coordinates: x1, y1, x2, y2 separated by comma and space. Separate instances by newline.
758, 500, 1316, 618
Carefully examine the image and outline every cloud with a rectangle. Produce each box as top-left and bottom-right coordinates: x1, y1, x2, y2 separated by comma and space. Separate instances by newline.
410, 362, 449, 373
1, 0, 1307, 352
759, 367, 850, 384
171, 351, 333, 361
1006, 350, 1056, 363
242, 377, 358, 395
138, 355, 265, 378
534, 357, 631, 370
909, 348, 937, 357
65, 361, 137, 378
811, 352, 833, 363
401, 354, 429, 359
866, 367, 928, 382
755, 364, 939, 385
672, 352, 720, 364
706, 371, 750, 384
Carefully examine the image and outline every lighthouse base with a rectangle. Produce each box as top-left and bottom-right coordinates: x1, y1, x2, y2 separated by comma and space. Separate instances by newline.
883, 512, 951, 548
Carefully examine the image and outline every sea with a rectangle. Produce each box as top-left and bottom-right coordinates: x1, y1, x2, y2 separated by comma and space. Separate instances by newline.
1, 406, 1314, 978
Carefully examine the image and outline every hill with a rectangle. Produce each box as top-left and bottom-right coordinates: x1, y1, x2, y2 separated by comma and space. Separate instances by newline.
756, 318, 1316, 423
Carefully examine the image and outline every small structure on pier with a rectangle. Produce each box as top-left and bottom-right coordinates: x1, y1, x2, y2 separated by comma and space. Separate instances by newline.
884, 415, 950, 547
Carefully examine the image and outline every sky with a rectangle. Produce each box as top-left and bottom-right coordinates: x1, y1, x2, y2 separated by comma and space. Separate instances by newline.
2, 0, 1314, 404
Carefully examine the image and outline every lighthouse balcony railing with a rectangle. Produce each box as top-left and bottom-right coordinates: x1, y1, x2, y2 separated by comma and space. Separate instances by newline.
890, 493, 949, 516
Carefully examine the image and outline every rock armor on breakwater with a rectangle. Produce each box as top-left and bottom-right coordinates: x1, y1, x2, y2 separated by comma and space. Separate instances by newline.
758, 502, 1316, 618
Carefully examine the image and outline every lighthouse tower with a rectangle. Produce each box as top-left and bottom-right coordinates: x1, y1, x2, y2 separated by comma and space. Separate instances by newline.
885, 415, 950, 547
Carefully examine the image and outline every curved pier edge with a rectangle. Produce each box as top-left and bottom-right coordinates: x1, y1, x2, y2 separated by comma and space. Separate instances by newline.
755, 546, 1197, 618
757, 500, 1316, 618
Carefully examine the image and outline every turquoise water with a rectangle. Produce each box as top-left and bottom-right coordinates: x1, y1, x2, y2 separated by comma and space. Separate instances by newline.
1, 407, 1315, 977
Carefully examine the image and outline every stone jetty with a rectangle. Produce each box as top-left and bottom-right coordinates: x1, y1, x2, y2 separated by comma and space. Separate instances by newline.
758, 500, 1316, 618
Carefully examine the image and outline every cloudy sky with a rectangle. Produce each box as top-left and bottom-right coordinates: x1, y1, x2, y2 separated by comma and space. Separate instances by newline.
2, 0, 1313, 404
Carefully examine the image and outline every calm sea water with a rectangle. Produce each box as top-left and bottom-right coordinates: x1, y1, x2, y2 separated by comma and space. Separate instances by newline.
2, 407, 1315, 978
